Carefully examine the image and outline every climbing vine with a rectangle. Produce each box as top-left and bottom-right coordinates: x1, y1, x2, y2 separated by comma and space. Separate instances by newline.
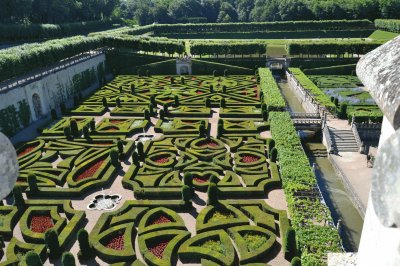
0, 104, 21, 137
18, 100, 31, 127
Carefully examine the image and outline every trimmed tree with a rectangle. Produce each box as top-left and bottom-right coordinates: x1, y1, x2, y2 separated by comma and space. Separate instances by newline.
209, 175, 219, 184
159, 109, 165, 120
28, 173, 39, 193
137, 142, 144, 160
182, 185, 192, 206
62, 252, 76, 266
291, 256, 301, 266
116, 98, 122, 107
45, 229, 61, 259
284, 227, 297, 260
109, 148, 120, 168
174, 95, 179, 107
70, 119, 79, 137
220, 98, 226, 108
205, 98, 211, 108
207, 182, 218, 206
149, 103, 154, 116
181, 76, 185, 84
131, 84, 135, 94
63, 126, 71, 140
131, 151, 140, 166
102, 97, 108, 109
77, 229, 93, 260
89, 119, 96, 131
13, 186, 24, 207
270, 147, 278, 162
144, 110, 150, 121
25, 251, 43, 266
268, 139, 275, 152
262, 110, 269, 121
83, 126, 90, 139
209, 85, 214, 93
199, 124, 206, 138
339, 103, 348, 119
117, 140, 124, 154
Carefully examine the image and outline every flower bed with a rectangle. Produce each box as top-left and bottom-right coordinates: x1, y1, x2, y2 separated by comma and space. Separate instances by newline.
197, 139, 218, 148
30, 215, 54, 233
243, 233, 268, 251
150, 215, 172, 225
201, 240, 226, 255
148, 240, 169, 258
75, 159, 105, 181
241, 155, 260, 163
18, 146, 37, 158
152, 155, 170, 164
208, 210, 234, 223
106, 234, 125, 250
193, 175, 209, 184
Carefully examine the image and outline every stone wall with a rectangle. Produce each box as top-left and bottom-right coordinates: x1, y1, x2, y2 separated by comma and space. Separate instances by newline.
0, 54, 106, 136
286, 71, 319, 113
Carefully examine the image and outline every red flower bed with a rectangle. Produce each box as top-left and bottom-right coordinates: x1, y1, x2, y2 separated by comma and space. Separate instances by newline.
194, 175, 209, 183
30, 215, 54, 233
196, 90, 204, 94
241, 155, 260, 163
18, 146, 36, 158
150, 215, 172, 225
75, 159, 105, 181
109, 119, 123, 124
105, 126, 119, 132
148, 240, 169, 259
152, 155, 170, 164
197, 139, 219, 148
106, 234, 124, 250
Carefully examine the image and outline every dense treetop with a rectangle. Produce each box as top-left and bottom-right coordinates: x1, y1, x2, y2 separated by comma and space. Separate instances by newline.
1, 0, 400, 25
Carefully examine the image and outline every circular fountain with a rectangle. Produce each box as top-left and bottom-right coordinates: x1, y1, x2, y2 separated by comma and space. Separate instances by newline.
87, 191, 122, 211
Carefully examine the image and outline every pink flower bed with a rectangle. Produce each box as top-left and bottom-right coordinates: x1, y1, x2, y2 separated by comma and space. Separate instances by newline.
150, 215, 172, 225
241, 155, 260, 163
106, 234, 124, 250
30, 215, 54, 233
75, 159, 105, 181
18, 146, 36, 158
148, 241, 169, 258
197, 139, 219, 148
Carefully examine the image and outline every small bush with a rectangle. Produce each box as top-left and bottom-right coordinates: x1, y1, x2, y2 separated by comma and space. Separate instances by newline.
220, 98, 226, 108
77, 229, 93, 260
137, 142, 145, 160
262, 110, 269, 121
284, 227, 297, 260
144, 110, 150, 121
339, 103, 348, 119
117, 140, 124, 153
45, 229, 61, 259
183, 172, 193, 188
28, 173, 39, 193
209, 85, 214, 93
182, 185, 192, 204
222, 85, 227, 93
131, 151, 140, 166
174, 95, 179, 107
207, 182, 218, 205
25, 251, 43, 266
270, 147, 278, 162
63, 126, 71, 139
209, 175, 219, 184
268, 139, 275, 151
109, 148, 120, 167
291, 256, 301, 266
62, 252, 76, 266
205, 98, 211, 108
83, 126, 90, 139
13, 186, 24, 207
131, 84, 135, 94
102, 97, 108, 108
89, 119, 96, 131
116, 98, 122, 107
149, 103, 154, 116
181, 76, 185, 84
334, 98, 339, 107
70, 119, 79, 137
199, 124, 206, 138
159, 109, 165, 120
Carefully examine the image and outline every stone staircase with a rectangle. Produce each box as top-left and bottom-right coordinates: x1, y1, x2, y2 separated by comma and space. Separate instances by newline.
329, 128, 359, 153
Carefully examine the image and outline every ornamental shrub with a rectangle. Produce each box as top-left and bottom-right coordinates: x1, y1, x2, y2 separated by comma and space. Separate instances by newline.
0, 235, 3, 247
183, 172, 193, 188
149, 95, 155, 107
339, 103, 348, 119
131, 151, 140, 166
222, 85, 227, 93
268, 139, 276, 151
149, 103, 154, 116
109, 148, 120, 167
199, 124, 206, 138
334, 98, 339, 107
170, 77, 175, 84
137, 142, 144, 160
218, 124, 224, 137
163, 104, 168, 114
12, 186, 24, 207
182, 185, 192, 205
144, 110, 150, 121
284, 227, 297, 260
224, 69, 228, 77
205, 98, 211, 108
102, 97, 108, 108
119, 86, 123, 93
159, 109, 165, 120
45, 229, 61, 259
28, 173, 39, 193
213, 70, 217, 77
77, 229, 93, 260
270, 147, 278, 162
330, 96, 334, 102
62, 252, 75, 266
209, 175, 219, 184
291, 256, 301, 266
262, 110, 269, 121
83, 126, 90, 139
117, 140, 124, 153
116, 98, 121, 107
25, 251, 43, 266
261, 103, 267, 112
209, 85, 214, 93
131, 84, 135, 94
220, 98, 226, 108
174, 95, 179, 107
207, 182, 218, 206
181, 76, 185, 84
70, 119, 79, 137
89, 119, 95, 131
51, 109, 57, 120
63, 126, 72, 139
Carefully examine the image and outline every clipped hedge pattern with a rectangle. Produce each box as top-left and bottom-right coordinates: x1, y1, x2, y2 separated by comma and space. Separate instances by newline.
259, 68, 286, 111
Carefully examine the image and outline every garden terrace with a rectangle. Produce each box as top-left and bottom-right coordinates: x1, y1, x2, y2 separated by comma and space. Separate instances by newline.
0, 74, 310, 266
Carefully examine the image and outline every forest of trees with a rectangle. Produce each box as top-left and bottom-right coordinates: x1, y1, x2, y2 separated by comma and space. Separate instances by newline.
1, 0, 400, 25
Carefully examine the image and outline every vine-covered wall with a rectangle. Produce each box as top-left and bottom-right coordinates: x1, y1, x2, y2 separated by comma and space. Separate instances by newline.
0, 55, 107, 138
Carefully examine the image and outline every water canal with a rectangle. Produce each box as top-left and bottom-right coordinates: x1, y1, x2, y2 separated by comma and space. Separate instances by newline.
278, 80, 363, 251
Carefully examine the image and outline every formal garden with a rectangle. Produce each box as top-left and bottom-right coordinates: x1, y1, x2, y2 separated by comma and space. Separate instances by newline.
0, 73, 342, 265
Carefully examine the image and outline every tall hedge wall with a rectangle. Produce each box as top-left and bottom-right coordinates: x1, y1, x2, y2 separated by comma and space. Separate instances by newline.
190, 41, 266, 56
259, 68, 286, 111
269, 112, 341, 264
374, 19, 400, 33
